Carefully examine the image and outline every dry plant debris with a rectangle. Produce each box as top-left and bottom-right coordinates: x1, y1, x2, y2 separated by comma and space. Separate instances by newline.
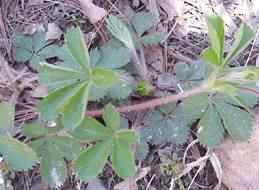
1, 0, 259, 190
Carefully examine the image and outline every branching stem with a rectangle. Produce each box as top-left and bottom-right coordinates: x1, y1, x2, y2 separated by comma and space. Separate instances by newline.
86, 85, 259, 117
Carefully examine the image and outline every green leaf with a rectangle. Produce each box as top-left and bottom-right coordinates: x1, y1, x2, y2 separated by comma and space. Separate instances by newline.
135, 141, 149, 161
224, 23, 254, 65
197, 105, 224, 148
62, 83, 89, 129
201, 47, 220, 65
49, 136, 81, 160
88, 84, 107, 101
55, 46, 80, 70
103, 104, 120, 130
107, 71, 134, 100
206, 15, 225, 64
0, 136, 38, 170
65, 27, 90, 69
111, 139, 136, 178
216, 102, 252, 140
40, 148, 67, 188
39, 82, 86, 121
14, 33, 33, 51
181, 93, 209, 123
107, 15, 135, 50
141, 32, 166, 46
0, 102, 14, 134
15, 47, 32, 62
89, 48, 101, 67
97, 40, 131, 69
33, 32, 47, 50
141, 104, 190, 145
23, 122, 47, 138
71, 117, 113, 141
117, 130, 138, 144
38, 62, 84, 90
131, 12, 157, 36
74, 140, 112, 181
92, 68, 118, 87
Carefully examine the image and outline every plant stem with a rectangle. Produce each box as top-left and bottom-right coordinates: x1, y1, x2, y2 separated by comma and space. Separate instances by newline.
86, 85, 208, 117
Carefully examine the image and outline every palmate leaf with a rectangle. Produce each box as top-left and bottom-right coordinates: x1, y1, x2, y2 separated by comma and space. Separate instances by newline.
38, 27, 118, 128
14, 32, 64, 69
23, 122, 47, 138
131, 12, 157, 36
65, 27, 90, 69
74, 140, 112, 182
197, 105, 224, 147
215, 98, 252, 140
224, 23, 254, 65
96, 39, 131, 69
71, 117, 113, 141
72, 104, 137, 181
62, 83, 89, 129
40, 147, 67, 188
103, 104, 120, 130
0, 136, 38, 170
206, 16, 225, 64
111, 139, 136, 178
139, 103, 190, 152
141, 32, 166, 46
31, 135, 80, 187
0, 102, 15, 134
182, 91, 255, 148
107, 15, 135, 50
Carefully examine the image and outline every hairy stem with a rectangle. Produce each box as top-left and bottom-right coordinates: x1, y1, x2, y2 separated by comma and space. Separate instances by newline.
86, 85, 208, 117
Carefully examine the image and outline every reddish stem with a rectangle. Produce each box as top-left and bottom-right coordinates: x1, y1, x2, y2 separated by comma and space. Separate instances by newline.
86, 86, 207, 117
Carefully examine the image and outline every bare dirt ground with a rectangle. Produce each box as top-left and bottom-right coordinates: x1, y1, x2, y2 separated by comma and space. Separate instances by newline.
1, 0, 259, 189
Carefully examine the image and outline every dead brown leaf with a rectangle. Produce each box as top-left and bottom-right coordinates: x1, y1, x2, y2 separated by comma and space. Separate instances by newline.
45, 23, 62, 41
215, 107, 259, 190
78, 0, 107, 24
157, 0, 184, 20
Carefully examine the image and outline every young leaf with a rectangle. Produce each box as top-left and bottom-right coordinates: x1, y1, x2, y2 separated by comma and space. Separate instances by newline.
62, 83, 90, 129
224, 23, 254, 65
71, 117, 113, 141
65, 27, 90, 69
92, 68, 118, 87
14, 32, 62, 69
40, 149, 67, 188
197, 105, 225, 148
103, 104, 120, 130
131, 12, 157, 36
111, 139, 136, 178
0, 136, 38, 170
73, 140, 112, 181
206, 16, 225, 64
107, 15, 135, 50
0, 102, 14, 134
201, 47, 220, 65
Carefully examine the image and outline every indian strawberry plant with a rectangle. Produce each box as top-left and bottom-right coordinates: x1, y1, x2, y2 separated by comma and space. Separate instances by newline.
1, 13, 258, 188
